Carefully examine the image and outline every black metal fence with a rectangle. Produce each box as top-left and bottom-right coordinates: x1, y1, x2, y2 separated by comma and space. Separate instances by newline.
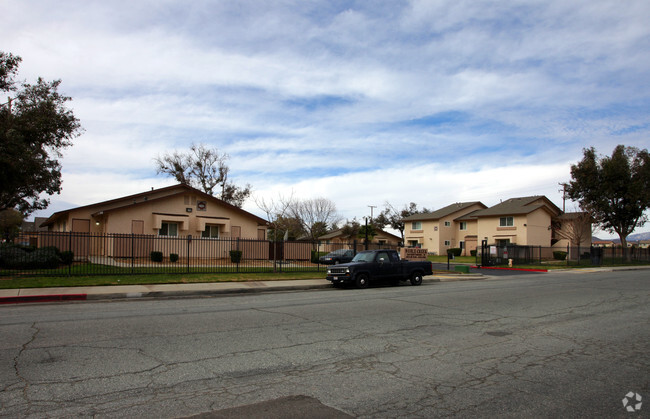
1, 232, 398, 277
476, 242, 650, 267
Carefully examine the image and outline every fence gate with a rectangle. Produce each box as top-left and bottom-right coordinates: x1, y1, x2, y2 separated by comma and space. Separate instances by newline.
477, 240, 492, 267
269, 241, 284, 261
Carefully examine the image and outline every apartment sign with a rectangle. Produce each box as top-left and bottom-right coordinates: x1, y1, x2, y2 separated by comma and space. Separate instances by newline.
400, 247, 428, 261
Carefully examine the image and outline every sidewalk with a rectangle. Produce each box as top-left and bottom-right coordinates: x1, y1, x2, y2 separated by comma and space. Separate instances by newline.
0, 273, 480, 304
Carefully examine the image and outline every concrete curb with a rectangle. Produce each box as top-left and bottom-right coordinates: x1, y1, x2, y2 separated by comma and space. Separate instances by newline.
0, 273, 489, 304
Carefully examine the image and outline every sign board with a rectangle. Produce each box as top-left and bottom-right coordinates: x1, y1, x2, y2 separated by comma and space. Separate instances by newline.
400, 248, 428, 261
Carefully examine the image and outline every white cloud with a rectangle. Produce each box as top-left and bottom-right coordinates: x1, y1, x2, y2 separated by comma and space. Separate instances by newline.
5, 0, 650, 236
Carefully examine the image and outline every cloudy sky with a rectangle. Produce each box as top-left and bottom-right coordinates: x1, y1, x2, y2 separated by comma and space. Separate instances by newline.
4, 0, 650, 237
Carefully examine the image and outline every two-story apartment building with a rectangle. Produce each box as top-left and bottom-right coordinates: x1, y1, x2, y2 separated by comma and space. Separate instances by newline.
402, 202, 487, 255
404, 196, 592, 255
472, 196, 562, 247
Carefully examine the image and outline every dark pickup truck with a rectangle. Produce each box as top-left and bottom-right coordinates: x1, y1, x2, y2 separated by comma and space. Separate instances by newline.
326, 249, 433, 288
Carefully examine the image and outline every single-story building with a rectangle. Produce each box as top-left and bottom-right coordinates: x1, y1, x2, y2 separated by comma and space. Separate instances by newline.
41, 183, 268, 239
318, 228, 402, 253
38, 184, 269, 260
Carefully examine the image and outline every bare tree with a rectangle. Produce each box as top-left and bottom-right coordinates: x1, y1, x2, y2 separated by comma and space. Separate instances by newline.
552, 210, 594, 247
154, 143, 251, 207
289, 197, 342, 242
254, 192, 299, 240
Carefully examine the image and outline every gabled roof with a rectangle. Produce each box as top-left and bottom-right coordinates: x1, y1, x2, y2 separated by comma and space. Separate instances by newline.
40, 183, 267, 227
402, 202, 486, 221
319, 228, 401, 241
472, 196, 562, 218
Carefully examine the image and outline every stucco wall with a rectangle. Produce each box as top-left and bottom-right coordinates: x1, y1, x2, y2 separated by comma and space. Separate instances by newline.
48, 191, 266, 240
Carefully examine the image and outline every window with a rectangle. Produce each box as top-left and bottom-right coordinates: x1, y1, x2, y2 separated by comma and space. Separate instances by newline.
202, 225, 219, 238
499, 217, 514, 227
411, 221, 422, 230
444, 240, 451, 246
159, 222, 178, 237
408, 240, 420, 248
444, 221, 451, 227
459, 222, 467, 231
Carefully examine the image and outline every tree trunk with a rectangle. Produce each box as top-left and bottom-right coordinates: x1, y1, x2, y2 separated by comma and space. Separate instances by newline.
618, 233, 630, 262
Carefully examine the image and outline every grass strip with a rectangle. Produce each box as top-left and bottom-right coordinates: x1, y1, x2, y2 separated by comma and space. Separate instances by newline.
0, 271, 324, 289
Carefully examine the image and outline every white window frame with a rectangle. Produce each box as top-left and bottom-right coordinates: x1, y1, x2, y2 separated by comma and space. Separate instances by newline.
444, 240, 451, 246
411, 221, 422, 230
499, 217, 514, 227
444, 221, 451, 227
159, 222, 178, 237
459, 221, 467, 231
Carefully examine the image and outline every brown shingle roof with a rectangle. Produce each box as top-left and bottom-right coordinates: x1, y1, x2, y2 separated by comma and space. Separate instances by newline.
472, 196, 561, 217
402, 202, 486, 221
40, 183, 268, 227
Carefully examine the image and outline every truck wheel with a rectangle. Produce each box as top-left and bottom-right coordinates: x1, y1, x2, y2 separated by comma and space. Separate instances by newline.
410, 272, 423, 286
355, 273, 369, 289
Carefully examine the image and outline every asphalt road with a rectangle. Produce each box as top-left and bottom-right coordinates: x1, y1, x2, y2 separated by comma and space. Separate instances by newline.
1, 269, 648, 418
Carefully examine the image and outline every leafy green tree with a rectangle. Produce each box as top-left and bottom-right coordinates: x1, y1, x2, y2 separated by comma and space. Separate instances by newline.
358, 223, 377, 242
374, 202, 431, 243
566, 145, 650, 259
155, 143, 251, 208
0, 52, 82, 215
0, 209, 24, 241
340, 218, 378, 243
341, 218, 361, 240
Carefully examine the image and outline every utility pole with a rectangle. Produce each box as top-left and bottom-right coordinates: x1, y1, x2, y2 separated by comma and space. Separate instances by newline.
558, 183, 567, 212
368, 205, 377, 221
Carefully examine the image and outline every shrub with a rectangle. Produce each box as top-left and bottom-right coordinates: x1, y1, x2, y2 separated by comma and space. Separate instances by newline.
229, 250, 243, 264
553, 251, 567, 261
470, 250, 477, 257
169, 253, 179, 263
447, 248, 462, 257
60, 250, 75, 265
311, 250, 327, 264
0, 244, 62, 269
150, 251, 163, 262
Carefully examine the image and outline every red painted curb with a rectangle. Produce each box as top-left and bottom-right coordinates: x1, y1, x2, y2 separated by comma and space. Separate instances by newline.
471, 266, 548, 272
0, 294, 88, 304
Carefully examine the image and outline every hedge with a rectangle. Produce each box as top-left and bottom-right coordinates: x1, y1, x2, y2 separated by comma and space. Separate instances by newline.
0, 244, 62, 269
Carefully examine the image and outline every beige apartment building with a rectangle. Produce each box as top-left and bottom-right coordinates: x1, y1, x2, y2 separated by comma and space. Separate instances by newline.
404, 196, 592, 255
41, 183, 268, 239
402, 202, 487, 255
38, 184, 270, 260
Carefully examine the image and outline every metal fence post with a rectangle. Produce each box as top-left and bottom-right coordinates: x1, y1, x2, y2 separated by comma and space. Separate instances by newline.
187, 235, 192, 274
68, 231, 73, 276
131, 233, 135, 274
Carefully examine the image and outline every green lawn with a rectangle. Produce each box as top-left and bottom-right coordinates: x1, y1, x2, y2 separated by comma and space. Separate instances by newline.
428, 255, 476, 264
0, 271, 325, 289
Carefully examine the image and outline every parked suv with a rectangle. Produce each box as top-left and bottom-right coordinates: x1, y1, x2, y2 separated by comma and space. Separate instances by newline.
319, 249, 354, 265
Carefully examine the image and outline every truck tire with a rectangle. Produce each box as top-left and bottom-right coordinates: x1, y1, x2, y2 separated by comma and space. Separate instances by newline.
410, 271, 423, 286
355, 273, 369, 289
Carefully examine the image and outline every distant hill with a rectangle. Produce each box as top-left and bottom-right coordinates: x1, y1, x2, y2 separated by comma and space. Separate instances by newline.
593, 232, 650, 243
